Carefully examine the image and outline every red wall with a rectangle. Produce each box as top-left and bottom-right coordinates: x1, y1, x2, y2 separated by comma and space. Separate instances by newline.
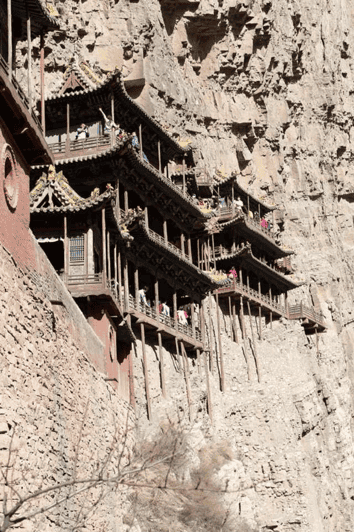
0, 117, 36, 268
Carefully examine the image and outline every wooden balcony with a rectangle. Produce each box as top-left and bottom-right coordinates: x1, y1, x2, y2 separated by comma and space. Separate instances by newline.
145, 226, 193, 264
216, 279, 326, 330
0, 55, 43, 132
48, 135, 113, 161
127, 295, 203, 350
216, 207, 275, 239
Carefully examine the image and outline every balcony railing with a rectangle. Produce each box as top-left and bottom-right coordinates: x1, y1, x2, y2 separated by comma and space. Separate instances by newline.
146, 226, 193, 264
215, 207, 275, 239
48, 135, 112, 158
128, 295, 202, 342
0, 55, 43, 132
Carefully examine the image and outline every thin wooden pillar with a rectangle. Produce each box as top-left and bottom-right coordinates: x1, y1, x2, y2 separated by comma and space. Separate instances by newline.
215, 292, 225, 392
64, 215, 68, 280
154, 279, 159, 319
181, 341, 192, 421
117, 249, 122, 305
163, 220, 168, 242
27, 13, 32, 108
134, 265, 139, 303
232, 300, 238, 343
204, 349, 213, 423
116, 181, 121, 220
247, 301, 261, 382
269, 286, 272, 329
158, 140, 162, 173
247, 194, 250, 214
124, 189, 129, 213
240, 296, 252, 381
197, 238, 200, 269
182, 156, 186, 195
66, 102, 70, 155
114, 243, 118, 299
158, 332, 166, 398
145, 206, 149, 228
128, 316, 136, 412
141, 323, 152, 420
200, 298, 206, 346
232, 180, 235, 216
315, 327, 319, 358
259, 305, 262, 340
191, 300, 195, 338
102, 208, 107, 283
111, 90, 115, 123
181, 233, 185, 257
208, 291, 214, 373
139, 124, 143, 159
228, 296, 233, 338
212, 233, 216, 268
107, 231, 111, 288
123, 254, 129, 311
173, 291, 177, 328
7, 0, 12, 79
40, 32, 45, 133
187, 235, 192, 262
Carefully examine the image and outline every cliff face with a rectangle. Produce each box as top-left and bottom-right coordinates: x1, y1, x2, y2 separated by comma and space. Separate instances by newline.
22, 0, 354, 530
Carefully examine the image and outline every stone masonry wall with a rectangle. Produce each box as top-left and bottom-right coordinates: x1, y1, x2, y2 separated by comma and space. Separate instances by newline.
0, 239, 135, 532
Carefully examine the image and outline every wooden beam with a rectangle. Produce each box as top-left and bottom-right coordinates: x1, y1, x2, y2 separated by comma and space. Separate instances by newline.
240, 296, 252, 381
127, 315, 136, 412
228, 296, 233, 339
181, 341, 192, 421
163, 219, 168, 242
124, 188, 129, 213
155, 279, 159, 320
187, 235, 192, 262
208, 291, 214, 374
134, 265, 139, 303
158, 332, 166, 398
247, 301, 261, 382
182, 157, 186, 195
141, 323, 152, 420
123, 254, 129, 312
215, 291, 225, 392
204, 349, 213, 423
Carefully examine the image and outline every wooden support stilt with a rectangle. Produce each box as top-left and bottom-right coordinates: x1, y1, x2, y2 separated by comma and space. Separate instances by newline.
228, 296, 233, 339
208, 292, 214, 374
212, 233, 216, 268
155, 279, 159, 320
315, 327, 319, 358
232, 299, 238, 343
196, 347, 201, 375
66, 102, 70, 156
158, 332, 166, 398
181, 341, 192, 421
173, 291, 177, 329
270, 311, 273, 329
140, 323, 152, 420
197, 239, 200, 269
163, 220, 168, 242
247, 301, 261, 382
240, 297, 252, 381
203, 350, 213, 423
128, 315, 136, 412
134, 266, 139, 303
215, 291, 225, 392
182, 156, 186, 195
123, 254, 129, 312
124, 189, 129, 213
259, 305, 262, 340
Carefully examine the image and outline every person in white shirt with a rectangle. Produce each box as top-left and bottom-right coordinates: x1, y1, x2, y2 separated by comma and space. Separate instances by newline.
138, 286, 149, 306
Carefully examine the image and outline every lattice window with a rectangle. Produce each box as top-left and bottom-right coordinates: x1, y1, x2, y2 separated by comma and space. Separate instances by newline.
70, 236, 84, 263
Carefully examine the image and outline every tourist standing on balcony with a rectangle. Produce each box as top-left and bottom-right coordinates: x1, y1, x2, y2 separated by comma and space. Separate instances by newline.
177, 307, 188, 325
161, 301, 170, 317
138, 286, 150, 307
260, 218, 268, 229
234, 196, 244, 212
99, 107, 119, 135
75, 123, 89, 140
228, 267, 237, 279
